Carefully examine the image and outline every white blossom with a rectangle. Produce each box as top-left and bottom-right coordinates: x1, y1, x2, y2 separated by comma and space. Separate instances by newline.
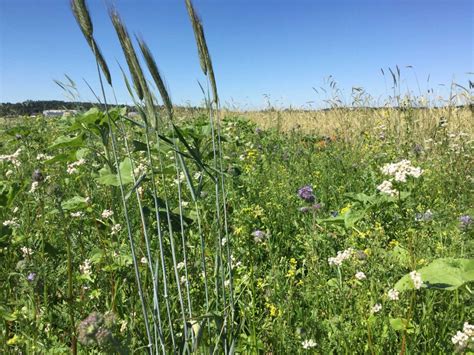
79, 259, 92, 276
301, 339, 317, 349
101, 209, 114, 219
70, 211, 84, 218
387, 288, 399, 301
381, 159, 423, 182
20, 246, 33, 257
29, 181, 39, 193
355, 271, 366, 280
3, 218, 19, 228
111, 224, 122, 235
66, 159, 86, 175
371, 303, 382, 314
328, 248, 353, 266
409, 271, 422, 290
377, 180, 397, 196
140, 257, 148, 264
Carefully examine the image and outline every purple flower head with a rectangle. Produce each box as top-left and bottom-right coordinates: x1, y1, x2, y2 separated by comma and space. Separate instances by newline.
251, 230, 266, 243
459, 215, 472, 229
297, 185, 315, 203
27, 272, 36, 282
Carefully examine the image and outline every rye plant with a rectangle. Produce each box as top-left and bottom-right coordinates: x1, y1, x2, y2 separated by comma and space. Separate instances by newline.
69, 0, 235, 353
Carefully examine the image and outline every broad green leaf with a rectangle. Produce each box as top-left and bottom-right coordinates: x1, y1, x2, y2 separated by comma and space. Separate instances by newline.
97, 158, 133, 186
61, 196, 88, 211
389, 318, 414, 333
49, 133, 85, 150
395, 258, 474, 291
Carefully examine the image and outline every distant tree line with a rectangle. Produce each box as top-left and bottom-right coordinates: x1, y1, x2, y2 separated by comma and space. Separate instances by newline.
0, 100, 133, 117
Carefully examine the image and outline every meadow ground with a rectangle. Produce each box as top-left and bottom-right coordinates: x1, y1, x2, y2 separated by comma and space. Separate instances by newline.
0, 105, 473, 353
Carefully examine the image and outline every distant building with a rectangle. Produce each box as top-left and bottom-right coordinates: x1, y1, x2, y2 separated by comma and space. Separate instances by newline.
42, 109, 78, 117
127, 111, 139, 118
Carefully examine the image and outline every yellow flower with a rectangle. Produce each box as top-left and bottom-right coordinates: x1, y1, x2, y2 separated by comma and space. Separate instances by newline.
7, 334, 19, 346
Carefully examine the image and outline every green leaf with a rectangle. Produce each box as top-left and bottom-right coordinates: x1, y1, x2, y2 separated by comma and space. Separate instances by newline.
389, 318, 414, 333
61, 196, 88, 211
395, 258, 474, 291
97, 158, 133, 186
49, 133, 85, 150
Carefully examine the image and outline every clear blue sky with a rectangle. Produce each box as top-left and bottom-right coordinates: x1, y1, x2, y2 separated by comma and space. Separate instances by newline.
0, 0, 472, 109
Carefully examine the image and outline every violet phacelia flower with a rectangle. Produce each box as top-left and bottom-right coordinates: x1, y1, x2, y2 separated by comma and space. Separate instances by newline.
297, 185, 316, 203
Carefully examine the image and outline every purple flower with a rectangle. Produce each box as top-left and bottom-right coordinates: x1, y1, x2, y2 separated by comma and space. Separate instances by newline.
251, 230, 266, 243
297, 185, 315, 203
459, 215, 472, 229
27, 272, 36, 282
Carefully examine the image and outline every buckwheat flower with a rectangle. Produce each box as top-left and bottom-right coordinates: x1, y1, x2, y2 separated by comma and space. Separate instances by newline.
20, 246, 33, 257
224, 279, 231, 288
409, 271, 422, 290
70, 211, 84, 218
140, 257, 148, 264
79, 259, 92, 276
221, 237, 227, 246
301, 339, 317, 349
464, 322, 474, 337
111, 224, 122, 235
13, 207, 19, 213
180, 275, 187, 284
371, 303, 382, 314
66, 159, 86, 174
297, 185, 316, 203
3, 218, 20, 228
387, 288, 399, 301
251, 230, 266, 243
355, 271, 366, 280
452, 330, 469, 348
177, 261, 185, 270
377, 180, 397, 196
328, 247, 353, 266
133, 162, 146, 176
36, 153, 53, 161
29, 181, 39, 193
101, 209, 114, 219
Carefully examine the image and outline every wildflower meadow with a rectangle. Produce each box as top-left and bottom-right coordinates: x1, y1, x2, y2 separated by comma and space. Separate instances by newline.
1, 0, 473, 354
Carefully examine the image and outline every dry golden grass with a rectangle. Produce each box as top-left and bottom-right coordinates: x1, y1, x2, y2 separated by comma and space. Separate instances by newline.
231, 106, 473, 142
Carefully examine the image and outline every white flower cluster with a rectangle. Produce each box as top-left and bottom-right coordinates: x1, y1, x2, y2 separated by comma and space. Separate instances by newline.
409, 271, 423, 290
381, 159, 423, 182
20, 246, 33, 257
355, 271, 366, 280
133, 162, 147, 176
66, 158, 86, 175
101, 209, 114, 219
0, 148, 22, 167
70, 211, 84, 218
452, 322, 474, 349
377, 180, 397, 197
3, 218, 20, 228
328, 248, 353, 266
387, 288, 399, 301
29, 181, 39, 193
301, 339, 317, 349
36, 153, 53, 161
371, 303, 382, 314
79, 259, 92, 276
377, 159, 422, 196
111, 223, 122, 235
